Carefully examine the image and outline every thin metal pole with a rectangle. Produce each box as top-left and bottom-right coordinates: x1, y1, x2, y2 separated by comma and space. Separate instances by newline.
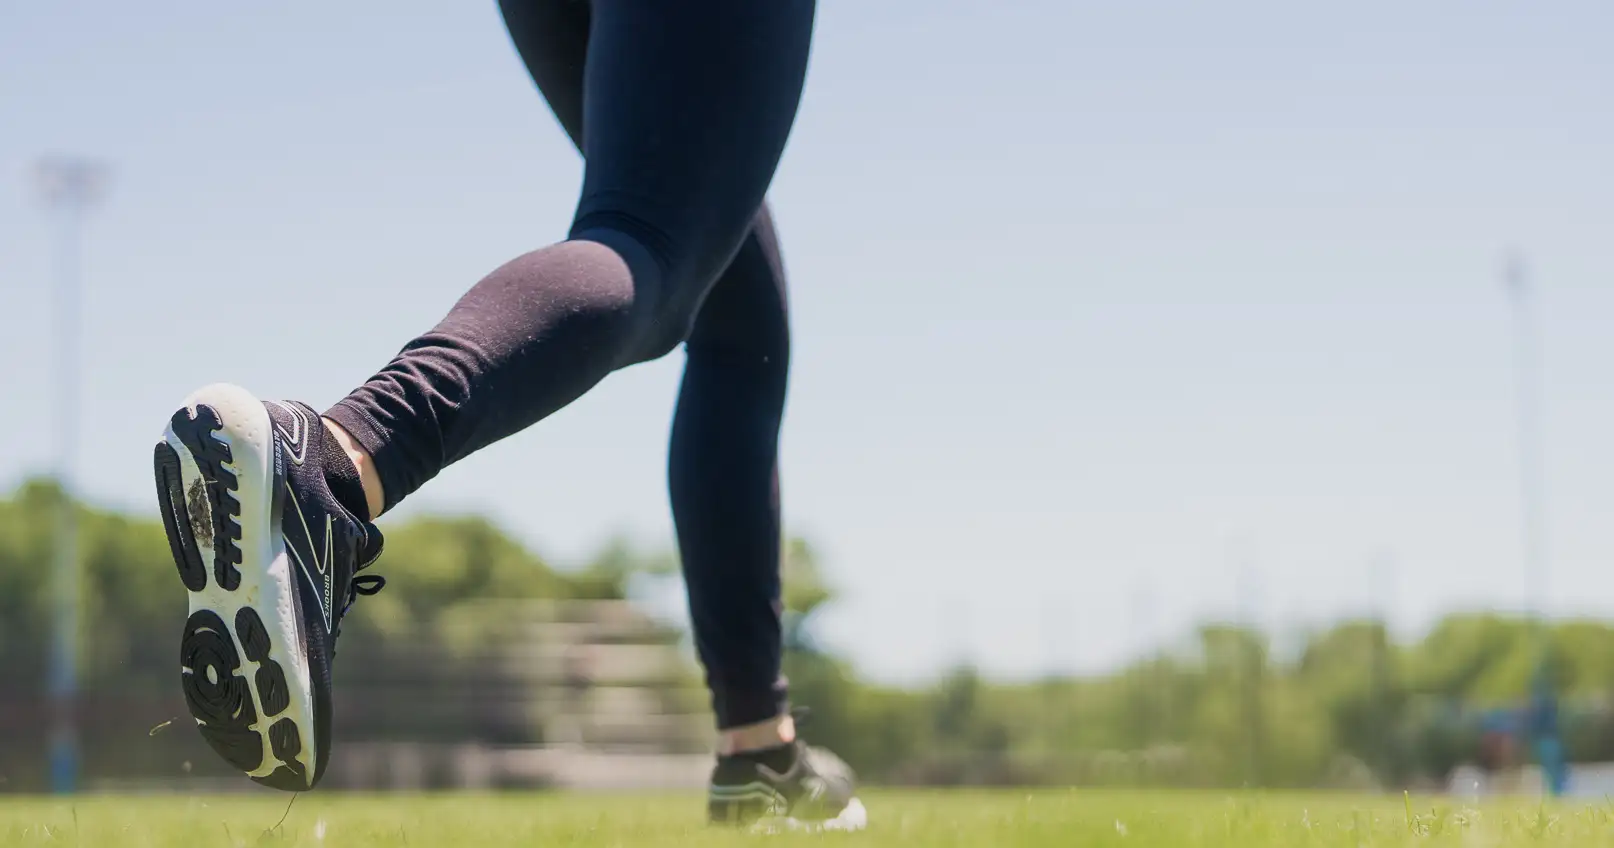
1504, 252, 1565, 795
1504, 254, 1548, 641
34, 156, 109, 796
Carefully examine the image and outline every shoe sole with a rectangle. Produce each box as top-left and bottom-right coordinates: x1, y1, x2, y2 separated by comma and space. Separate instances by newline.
154, 382, 319, 791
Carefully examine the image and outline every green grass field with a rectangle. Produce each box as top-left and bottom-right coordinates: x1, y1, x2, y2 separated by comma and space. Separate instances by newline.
2, 790, 1612, 847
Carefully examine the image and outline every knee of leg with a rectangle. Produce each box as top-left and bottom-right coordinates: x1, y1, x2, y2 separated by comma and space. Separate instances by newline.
572, 213, 716, 362
570, 208, 678, 282
624, 303, 701, 365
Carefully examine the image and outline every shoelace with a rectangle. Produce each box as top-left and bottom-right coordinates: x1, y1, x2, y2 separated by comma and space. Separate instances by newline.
342, 570, 387, 618
333, 552, 387, 645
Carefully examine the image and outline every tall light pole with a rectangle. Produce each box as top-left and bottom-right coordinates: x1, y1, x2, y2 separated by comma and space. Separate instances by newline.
33, 155, 111, 795
1505, 251, 1565, 795
1503, 253, 1548, 647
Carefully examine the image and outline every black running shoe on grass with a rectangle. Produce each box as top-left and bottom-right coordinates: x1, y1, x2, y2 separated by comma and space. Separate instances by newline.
708, 735, 867, 831
153, 383, 385, 791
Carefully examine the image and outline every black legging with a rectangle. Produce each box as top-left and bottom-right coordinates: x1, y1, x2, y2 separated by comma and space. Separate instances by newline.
323, 0, 814, 729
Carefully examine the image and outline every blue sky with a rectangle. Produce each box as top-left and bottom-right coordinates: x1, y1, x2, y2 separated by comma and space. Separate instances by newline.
2, 1, 1611, 683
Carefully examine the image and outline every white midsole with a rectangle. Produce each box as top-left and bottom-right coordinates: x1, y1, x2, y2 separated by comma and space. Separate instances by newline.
167, 382, 315, 784
753, 798, 869, 834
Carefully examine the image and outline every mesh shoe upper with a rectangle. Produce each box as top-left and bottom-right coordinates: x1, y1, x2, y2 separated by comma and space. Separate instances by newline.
263, 400, 385, 788
265, 400, 386, 650
708, 739, 858, 826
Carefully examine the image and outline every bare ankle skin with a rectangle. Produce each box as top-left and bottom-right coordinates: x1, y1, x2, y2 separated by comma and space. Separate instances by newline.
718, 712, 796, 756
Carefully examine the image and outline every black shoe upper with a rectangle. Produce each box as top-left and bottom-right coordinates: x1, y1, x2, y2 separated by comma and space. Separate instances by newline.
708, 738, 858, 825
264, 400, 385, 788
266, 400, 386, 651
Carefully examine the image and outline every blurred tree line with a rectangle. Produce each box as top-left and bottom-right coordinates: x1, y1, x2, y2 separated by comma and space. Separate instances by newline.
5, 479, 1614, 791
0, 479, 661, 790
780, 559, 1614, 790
